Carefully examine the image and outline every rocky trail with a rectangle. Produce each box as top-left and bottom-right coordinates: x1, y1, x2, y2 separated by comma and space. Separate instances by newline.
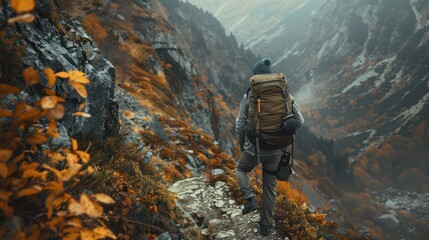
169, 176, 288, 240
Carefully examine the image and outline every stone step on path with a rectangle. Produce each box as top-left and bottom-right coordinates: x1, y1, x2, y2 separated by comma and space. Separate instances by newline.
169, 177, 287, 240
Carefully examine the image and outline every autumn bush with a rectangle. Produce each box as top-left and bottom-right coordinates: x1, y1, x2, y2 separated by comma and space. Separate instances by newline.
87, 133, 184, 239
0, 65, 117, 239
339, 192, 376, 222
82, 13, 107, 43
351, 122, 429, 192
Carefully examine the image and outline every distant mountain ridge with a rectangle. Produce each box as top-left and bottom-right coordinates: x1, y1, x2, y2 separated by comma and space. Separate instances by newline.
184, 0, 326, 64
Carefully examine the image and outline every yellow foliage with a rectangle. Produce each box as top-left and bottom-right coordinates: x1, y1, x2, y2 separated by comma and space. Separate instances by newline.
11, 0, 36, 12
44, 68, 56, 87
276, 181, 308, 204
0, 67, 116, 239
72, 112, 92, 118
23, 66, 40, 86
0, 83, 20, 97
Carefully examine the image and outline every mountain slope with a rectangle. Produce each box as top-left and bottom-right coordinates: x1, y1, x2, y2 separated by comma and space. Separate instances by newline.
58, 0, 258, 155
185, 0, 326, 64
278, 0, 429, 154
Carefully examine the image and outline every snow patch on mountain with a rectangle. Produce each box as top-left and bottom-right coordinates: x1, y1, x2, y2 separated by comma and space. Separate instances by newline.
393, 92, 429, 133
247, 24, 286, 49
410, 0, 424, 32
229, 14, 249, 34
374, 57, 397, 87
214, 2, 229, 18
290, 0, 311, 14
337, 69, 379, 95
273, 42, 300, 67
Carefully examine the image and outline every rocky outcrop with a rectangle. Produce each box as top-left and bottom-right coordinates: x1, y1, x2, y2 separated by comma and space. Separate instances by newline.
115, 86, 167, 142
169, 176, 286, 240
2, 2, 118, 142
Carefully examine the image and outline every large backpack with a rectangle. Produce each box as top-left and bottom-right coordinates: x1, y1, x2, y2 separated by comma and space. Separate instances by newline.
246, 73, 294, 150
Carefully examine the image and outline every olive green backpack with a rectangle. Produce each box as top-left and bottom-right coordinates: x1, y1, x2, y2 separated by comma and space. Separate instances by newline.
246, 73, 294, 152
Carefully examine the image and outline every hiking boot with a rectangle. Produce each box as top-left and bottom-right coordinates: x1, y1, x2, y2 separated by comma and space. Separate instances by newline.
259, 223, 273, 236
242, 197, 259, 214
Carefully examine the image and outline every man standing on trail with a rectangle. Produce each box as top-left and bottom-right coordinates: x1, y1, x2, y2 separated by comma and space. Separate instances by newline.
235, 58, 304, 236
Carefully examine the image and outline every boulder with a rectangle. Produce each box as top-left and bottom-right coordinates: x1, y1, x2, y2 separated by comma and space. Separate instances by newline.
11, 3, 118, 141
378, 214, 400, 231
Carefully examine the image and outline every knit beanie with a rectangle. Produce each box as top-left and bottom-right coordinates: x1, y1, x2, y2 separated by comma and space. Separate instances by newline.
252, 58, 272, 75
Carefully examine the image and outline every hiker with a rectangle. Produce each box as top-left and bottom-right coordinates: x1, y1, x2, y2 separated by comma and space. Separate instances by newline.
235, 58, 304, 236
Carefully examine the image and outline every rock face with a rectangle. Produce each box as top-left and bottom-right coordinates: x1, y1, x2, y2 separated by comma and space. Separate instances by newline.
169, 177, 286, 240
2, 2, 118, 141
159, 0, 256, 99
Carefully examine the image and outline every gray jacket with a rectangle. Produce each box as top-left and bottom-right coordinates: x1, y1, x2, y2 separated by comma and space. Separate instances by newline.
235, 92, 304, 156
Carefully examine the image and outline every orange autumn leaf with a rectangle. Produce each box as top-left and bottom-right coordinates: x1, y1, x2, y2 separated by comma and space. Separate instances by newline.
42, 164, 63, 182
80, 193, 103, 218
64, 233, 80, 240
22, 168, 48, 181
48, 104, 65, 120
78, 102, 86, 112
16, 185, 43, 198
48, 152, 65, 164
21, 161, 39, 171
55, 71, 70, 78
80, 229, 97, 239
44, 87, 56, 96
41, 96, 58, 109
42, 166, 63, 184
0, 202, 13, 217
75, 150, 90, 163
22, 168, 41, 179
68, 70, 85, 79
92, 194, 115, 204
0, 190, 13, 201
0, 109, 13, 118
11, 0, 35, 12
44, 181, 64, 192
93, 226, 116, 239
86, 166, 95, 174
46, 119, 60, 138
48, 216, 65, 231
0, 149, 13, 162
26, 133, 48, 145
23, 66, 40, 86
68, 198, 85, 216
0, 163, 8, 178
68, 70, 90, 84
64, 227, 81, 234
61, 168, 79, 182
14, 103, 42, 124
72, 112, 91, 118
71, 139, 78, 151
0, 83, 20, 97
67, 218, 82, 228
70, 82, 88, 98
44, 68, 56, 87
7, 13, 35, 24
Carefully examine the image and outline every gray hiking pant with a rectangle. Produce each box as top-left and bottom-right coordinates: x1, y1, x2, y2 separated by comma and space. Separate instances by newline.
235, 151, 281, 226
